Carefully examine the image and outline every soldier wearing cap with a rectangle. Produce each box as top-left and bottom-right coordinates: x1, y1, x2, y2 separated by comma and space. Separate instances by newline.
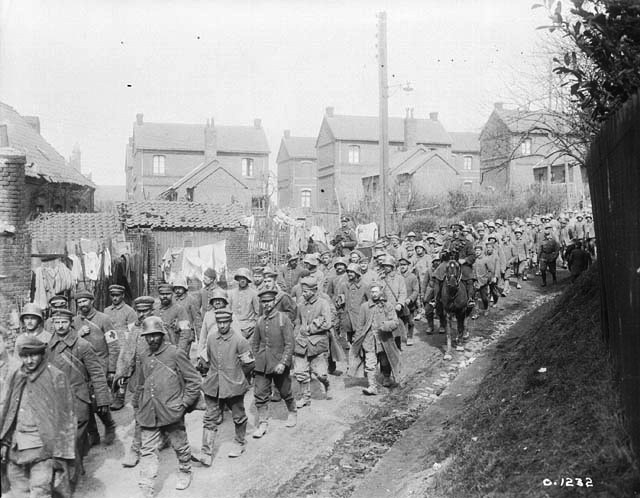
442, 223, 477, 306
421, 256, 441, 333
1, 334, 75, 498
435, 224, 449, 247
335, 263, 370, 346
348, 282, 400, 395
511, 228, 530, 289
378, 255, 407, 349
537, 225, 561, 286
251, 289, 297, 439
47, 308, 110, 486
157, 283, 192, 353
197, 289, 239, 369
471, 244, 494, 318
584, 213, 596, 256
331, 216, 357, 257
252, 267, 266, 291
326, 257, 349, 299
425, 232, 440, 257
44, 294, 69, 334
277, 253, 303, 294
137, 316, 201, 495
172, 276, 202, 343
413, 242, 431, 311
201, 308, 255, 461
104, 284, 136, 410
18, 303, 51, 347
293, 276, 333, 408
262, 267, 297, 323
398, 256, 419, 346
72, 290, 118, 447
303, 253, 326, 292
386, 234, 401, 261
198, 268, 220, 317
114, 296, 165, 468
228, 268, 260, 341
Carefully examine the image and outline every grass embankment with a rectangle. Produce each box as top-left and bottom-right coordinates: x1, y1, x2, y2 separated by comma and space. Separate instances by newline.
431, 267, 640, 497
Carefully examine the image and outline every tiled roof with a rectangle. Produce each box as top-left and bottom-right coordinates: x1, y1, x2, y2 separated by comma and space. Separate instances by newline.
0, 102, 95, 188
363, 147, 456, 178
450, 132, 480, 152
282, 137, 317, 159
28, 212, 121, 242
161, 160, 248, 195
323, 114, 452, 145
493, 108, 572, 135
132, 122, 270, 154
119, 201, 247, 230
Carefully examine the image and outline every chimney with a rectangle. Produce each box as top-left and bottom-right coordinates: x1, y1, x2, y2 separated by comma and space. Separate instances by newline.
325, 106, 334, 117
429, 112, 439, 121
284, 129, 291, 138
254, 118, 262, 129
136, 113, 144, 125
69, 144, 81, 172
23, 116, 41, 134
404, 108, 417, 150
494, 102, 504, 111
204, 118, 217, 163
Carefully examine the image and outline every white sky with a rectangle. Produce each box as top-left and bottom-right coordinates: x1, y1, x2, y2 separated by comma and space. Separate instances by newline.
0, 0, 550, 186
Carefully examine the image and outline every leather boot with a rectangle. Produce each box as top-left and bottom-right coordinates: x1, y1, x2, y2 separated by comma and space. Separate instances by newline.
175, 471, 192, 490
199, 428, 216, 467
285, 411, 297, 428
122, 447, 140, 468
362, 374, 378, 396
228, 421, 247, 458
253, 406, 269, 438
110, 390, 126, 411
296, 383, 311, 409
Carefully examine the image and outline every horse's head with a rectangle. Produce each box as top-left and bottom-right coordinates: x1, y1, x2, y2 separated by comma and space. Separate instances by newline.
444, 260, 461, 287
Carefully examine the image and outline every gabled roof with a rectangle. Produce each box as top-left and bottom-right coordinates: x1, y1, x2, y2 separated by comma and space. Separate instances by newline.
319, 114, 452, 147
0, 102, 94, 188
159, 160, 248, 197
28, 212, 121, 243
362, 147, 457, 179
279, 136, 317, 161
132, 122, 270, 154
450, 132, 480, 153
119, 201, 247, 230
490, 108, 572, 135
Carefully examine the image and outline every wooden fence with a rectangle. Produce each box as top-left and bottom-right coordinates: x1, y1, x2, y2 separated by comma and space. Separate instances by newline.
587, 90, 640, 453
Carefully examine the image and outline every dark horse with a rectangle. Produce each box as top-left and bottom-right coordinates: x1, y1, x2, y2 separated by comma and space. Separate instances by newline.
440, 260, 472, 360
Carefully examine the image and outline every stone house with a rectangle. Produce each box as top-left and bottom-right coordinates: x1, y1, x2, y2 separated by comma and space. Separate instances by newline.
480, 103, 586, 203
125, 114, 270, 209
0, 101, 95, 219
315, 107, 452, 211
276, 130, 317, 212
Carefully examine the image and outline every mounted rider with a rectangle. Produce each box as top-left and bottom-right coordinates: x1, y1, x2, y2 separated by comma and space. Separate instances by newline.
440, 223, 476, 306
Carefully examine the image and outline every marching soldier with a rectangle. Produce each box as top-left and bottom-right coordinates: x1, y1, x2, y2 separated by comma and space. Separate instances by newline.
442, 223, 477, 307
17, 303, 52, 346
277, 254, 303, 294
335, 263, 370, 345
198, 268, 220, 317
537, 224, 561, 287
398, 257, 419, 346
157, 283, 192, 353
228, 268, 260, 341
331, 216, 357, 257
44, 295, 70, 334
173, 276, 202, 344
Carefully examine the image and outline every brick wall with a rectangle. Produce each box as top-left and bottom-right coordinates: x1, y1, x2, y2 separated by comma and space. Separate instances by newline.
0, 148, 30, 345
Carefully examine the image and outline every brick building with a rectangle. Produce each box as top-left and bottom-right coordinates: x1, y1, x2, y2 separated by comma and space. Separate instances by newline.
118, 200, 250, 288
480, 103, 586, 203
276, 130, 317, 212
125, 114, 270, 209
315, 107, 452, 211
0, 101, 95, 218
450, 132, 481, 191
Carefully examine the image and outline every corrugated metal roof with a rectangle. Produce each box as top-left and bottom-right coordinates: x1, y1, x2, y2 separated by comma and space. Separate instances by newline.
132, 122, 270, 154
28, 212, 121, 242
119, 200, 247, 230
324, 114, 452, 145
450, 132, 480, 152
0, 102, 95, 188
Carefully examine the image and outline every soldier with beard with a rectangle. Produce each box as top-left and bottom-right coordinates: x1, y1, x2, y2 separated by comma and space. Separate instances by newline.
157, 284, 192, 353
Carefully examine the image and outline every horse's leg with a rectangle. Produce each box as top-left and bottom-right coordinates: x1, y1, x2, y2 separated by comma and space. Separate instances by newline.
444, 311, 453, 360
456, 310, 466, 351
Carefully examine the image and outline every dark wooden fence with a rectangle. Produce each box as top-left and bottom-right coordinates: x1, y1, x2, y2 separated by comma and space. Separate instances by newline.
587, 90, 640, 452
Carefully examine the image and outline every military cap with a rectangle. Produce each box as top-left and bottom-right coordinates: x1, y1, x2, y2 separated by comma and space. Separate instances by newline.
48, 295, 68, 306
50, 308, 74, 320
380, 255, 396, 267
20, 303, 43, 321
258, 289, 278, 302
406, 231, 416, 238
346, 263, 362, 276
172, 275, 188, 289
208, 288, 229, 304
340, 215, 350, 222
450, 222, 463, 230
74, 290, 94, 301
141, 316, 165, 336
262, 266, 278, 278
426, 232, 437, 240
204, 267, 217, 279
303, 254, 319, 267
214, 307, 233, 322
333, 257, 348, 269
514, 228, 523, 234
300, 276, 318, 289
258, 250, 270, 257
389, 234, 400, 241
108, 284, 126, 294
438, 224, 448, 230
134, 296, 155, 310
158, 283, 173, 294
287, 253, 299, 262
15, 334, 47, 356
398, 257, 411, 265
350, 250, 365, 260
234, 267, 253, 283
252, 266, 265, 275
487, 235, 499, 242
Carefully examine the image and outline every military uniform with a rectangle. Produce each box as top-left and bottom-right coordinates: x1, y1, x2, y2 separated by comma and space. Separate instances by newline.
157, 302, 192, 353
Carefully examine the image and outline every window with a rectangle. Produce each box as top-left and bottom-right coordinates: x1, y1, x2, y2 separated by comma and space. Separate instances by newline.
521, 138, 532, 155
348, 145, 360, 164
301, 189, 311, 208
463, 180, 473, 191
252, 196, 265, 210
463, 156, 473, 170
242, 158, 254, 177
152, 155, 165, 175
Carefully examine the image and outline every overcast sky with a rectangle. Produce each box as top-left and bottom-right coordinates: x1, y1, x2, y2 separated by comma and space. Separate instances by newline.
0, 0, 550, 186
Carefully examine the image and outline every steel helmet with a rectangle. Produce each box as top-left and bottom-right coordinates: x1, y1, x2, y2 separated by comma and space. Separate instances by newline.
20, 303, 43, 321
172, 275, 188, 290
141, 316, 165, 336
234, 267, 253, 283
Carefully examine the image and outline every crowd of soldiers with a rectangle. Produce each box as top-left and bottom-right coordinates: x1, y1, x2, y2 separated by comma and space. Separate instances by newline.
0, 211, 595, 497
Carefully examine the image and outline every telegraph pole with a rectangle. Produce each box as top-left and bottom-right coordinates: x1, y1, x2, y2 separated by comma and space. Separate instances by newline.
377, 11, 389, 236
